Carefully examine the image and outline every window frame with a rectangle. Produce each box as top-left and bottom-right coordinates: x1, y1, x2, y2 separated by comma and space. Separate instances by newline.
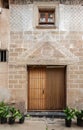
39, 9, 55, 25
33, 2, 59, 29
0, 50, 7, 62
1, 0, 9, 9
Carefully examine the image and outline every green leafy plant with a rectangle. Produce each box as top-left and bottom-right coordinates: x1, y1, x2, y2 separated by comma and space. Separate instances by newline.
0, 102, 10, 123
26, 114, 30, 117
1, 106, 10, 118
9, 107, 22, 119
75, 110, 83, 120
64, 107, 75, 120
19, 114, 25, 124
8, 107, 23, 124
46, 127, 48, 130
0, 101, 25, 124
0, 101, 6, 107
0, 102, 10, 118
75, 109, 83, 126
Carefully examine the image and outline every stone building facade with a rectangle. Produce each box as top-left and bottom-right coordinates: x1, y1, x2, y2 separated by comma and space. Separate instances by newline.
0, 0, 83, 112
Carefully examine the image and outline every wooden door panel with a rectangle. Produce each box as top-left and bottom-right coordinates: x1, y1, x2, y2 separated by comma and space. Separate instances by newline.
28, 67, 46, 110
28, 66, 66, 111
46, 67, 66, 110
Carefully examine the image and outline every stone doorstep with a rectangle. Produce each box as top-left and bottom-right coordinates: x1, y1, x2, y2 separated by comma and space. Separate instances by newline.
26, 111, 65, 118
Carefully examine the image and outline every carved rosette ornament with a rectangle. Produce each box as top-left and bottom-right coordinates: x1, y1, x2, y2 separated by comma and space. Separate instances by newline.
41, 46, 54, 58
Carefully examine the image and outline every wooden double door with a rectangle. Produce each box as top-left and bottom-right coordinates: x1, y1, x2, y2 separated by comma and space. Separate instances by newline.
28, 66, 66, 111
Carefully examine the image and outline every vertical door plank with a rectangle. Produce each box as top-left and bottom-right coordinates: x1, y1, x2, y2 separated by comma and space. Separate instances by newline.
28, 67, 46, 110
46, 67, 66, 110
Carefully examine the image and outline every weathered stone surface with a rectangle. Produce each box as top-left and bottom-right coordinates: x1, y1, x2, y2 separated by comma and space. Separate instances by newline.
10, 0, 83, 5
0, 2, 83, 110
0, 118, 82, 130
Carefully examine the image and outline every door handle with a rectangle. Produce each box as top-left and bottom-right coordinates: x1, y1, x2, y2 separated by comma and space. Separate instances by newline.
42, 89, 44, 94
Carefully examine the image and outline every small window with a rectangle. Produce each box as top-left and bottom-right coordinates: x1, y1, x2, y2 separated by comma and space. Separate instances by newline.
0, 50, 7, 62
39, 9, 55, 25
1, 0, 9, 9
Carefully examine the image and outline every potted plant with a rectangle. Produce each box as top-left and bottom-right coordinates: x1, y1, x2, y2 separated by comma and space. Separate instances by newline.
0, 102, 9, 124
64, 107, 75, 127
19, 113, 25, 124
75, 109, 83, 127
0, 107, 7, 124
8, 107, 25, 124
8, 107, 19, 124
0, 101, 25, 124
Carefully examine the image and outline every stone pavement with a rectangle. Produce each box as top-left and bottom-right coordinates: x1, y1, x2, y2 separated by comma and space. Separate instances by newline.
0, 118, 83, 130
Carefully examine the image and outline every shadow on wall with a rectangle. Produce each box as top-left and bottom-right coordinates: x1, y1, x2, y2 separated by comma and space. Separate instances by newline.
0, 87, 11, 102
0, 87, 26, 113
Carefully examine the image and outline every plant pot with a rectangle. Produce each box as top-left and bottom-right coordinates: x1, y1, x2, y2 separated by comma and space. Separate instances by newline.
77, 118, 83, 127
65, 119, 72, 127
19, 116, 25, 124
1, 117, 7, 124
8, 117, 15, 124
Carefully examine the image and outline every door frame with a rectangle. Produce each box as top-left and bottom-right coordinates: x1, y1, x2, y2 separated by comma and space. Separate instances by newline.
27, 65, 67, 111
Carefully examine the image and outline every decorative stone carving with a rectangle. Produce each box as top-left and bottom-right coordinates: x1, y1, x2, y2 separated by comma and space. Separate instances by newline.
10, 0, 83, 5
16, 41, 79, 65
10, 4, 83, 32
41, 44, 54, 58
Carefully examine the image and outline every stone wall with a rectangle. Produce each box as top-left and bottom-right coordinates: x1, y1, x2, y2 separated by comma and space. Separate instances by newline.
10, 4, 83, 31
9, 3, 83, 110
9, 0, 83, 5
59, 4, 83, 31
8, 64, 27, 111
0, 2, 83, 110
0, 8, 10, 49
0, 63, 8, 88
0, 9, 10, 102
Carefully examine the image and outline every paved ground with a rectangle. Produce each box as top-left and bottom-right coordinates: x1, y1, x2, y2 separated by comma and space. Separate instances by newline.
0, 118, 83, 130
